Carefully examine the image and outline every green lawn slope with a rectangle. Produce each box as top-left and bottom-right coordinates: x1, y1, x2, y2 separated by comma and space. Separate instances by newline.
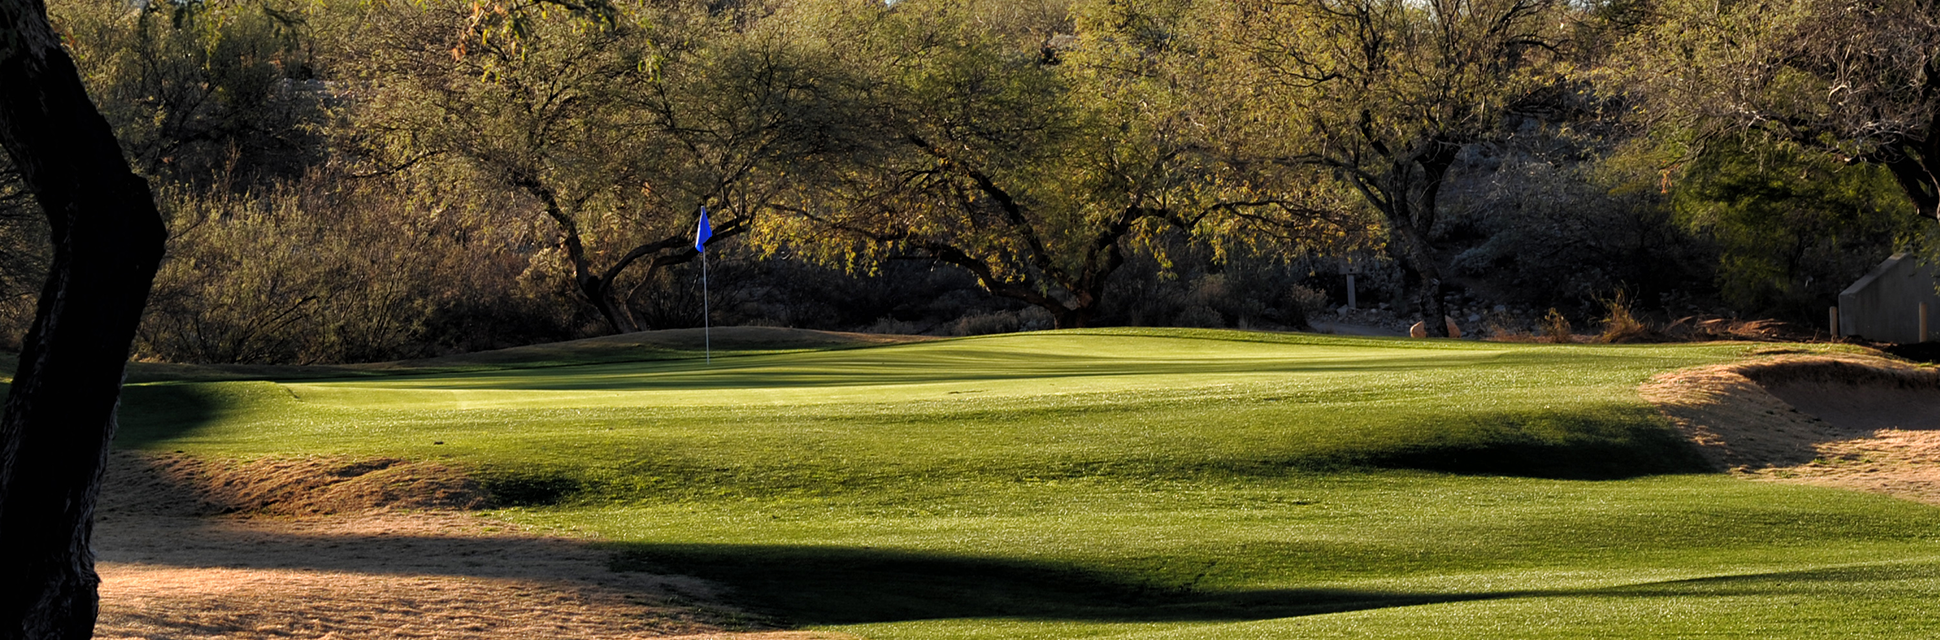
116, 328, 1940, 639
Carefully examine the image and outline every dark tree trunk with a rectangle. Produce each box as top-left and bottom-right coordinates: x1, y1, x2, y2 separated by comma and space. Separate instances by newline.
517, 179, 645, 335
1373, 142, 1460, 337
0, 4, 169, 638
590, 216, 750, 333
1389, 222, 1448, 335
1371, 196, 1450, 336
1050, 304, 1093, 330
578, 275, 640, 334
1882, 144, 1940, 222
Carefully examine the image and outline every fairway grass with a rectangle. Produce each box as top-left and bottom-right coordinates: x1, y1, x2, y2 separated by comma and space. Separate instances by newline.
115, 329, 1940, 638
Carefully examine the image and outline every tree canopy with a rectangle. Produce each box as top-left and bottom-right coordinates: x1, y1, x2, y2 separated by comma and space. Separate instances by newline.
1610, 0, 1940, 220
0, 0, 1923, 365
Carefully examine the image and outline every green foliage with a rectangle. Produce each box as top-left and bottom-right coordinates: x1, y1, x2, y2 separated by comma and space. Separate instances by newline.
54, 0, 325, 187
137, 171, 566, 363
1674, 139, 1922, 318
16, 0, 1936, 364
1602, 0, 1940, 218
1443, 134, 1711, 310
765, 0, 1354, 328
336, 0, 856, 333
1214, 0, 1572, 324
1098, 242, 1334, 330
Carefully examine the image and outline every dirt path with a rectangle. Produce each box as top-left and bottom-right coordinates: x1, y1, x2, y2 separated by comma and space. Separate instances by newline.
1643, 351, 1940, 504
91, 454, 853, 640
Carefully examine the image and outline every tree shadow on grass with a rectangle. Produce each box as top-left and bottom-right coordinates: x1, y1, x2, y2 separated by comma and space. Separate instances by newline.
605, 542, 1526, 625
114, 381, 245, 447
605, 542, 1940, 627
1594, 562, 1940, 597
1359, 406, 1713, 480
89, 502, 1939, 632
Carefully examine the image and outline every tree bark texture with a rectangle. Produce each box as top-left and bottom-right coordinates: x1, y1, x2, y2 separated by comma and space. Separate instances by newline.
1387, 221, 1447, 334
1352, 142, 1458, 338
518, 176, 758, 335
1402, 143, 1459, 337
0, 1, 169, 638
1882, 143, 1940, 222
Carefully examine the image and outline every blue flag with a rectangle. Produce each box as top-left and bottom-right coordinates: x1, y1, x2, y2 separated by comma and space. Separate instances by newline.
694, 206, 713, 253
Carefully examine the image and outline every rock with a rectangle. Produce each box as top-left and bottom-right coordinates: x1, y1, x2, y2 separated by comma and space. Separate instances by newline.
1468, 313, 1482, 323
1444, 316, 1463, 339
1409, 321, 1428, 338
1493, 304, 1508, 313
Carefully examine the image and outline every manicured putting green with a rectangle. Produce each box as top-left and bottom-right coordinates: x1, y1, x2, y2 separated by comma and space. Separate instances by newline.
117, 328, 1940, 638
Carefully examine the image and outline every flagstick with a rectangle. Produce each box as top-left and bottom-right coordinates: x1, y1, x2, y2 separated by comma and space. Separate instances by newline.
710, 246, 717, 362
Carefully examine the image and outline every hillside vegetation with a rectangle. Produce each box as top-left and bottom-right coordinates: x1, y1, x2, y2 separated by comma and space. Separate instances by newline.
5, 0, 1926, 362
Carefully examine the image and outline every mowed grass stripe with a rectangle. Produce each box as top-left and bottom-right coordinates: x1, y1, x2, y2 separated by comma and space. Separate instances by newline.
114, 329, 1940, 638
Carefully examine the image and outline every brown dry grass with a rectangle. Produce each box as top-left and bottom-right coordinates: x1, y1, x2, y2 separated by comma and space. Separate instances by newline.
1641, 350, 1940, 505
101, 453, 491, 517
92, 453, 859, 640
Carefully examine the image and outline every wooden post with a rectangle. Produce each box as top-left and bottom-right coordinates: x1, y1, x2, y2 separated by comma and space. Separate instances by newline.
1345, 274, 1357, 310
1922, 303, 1930, 343
1829, 306, 1839, 339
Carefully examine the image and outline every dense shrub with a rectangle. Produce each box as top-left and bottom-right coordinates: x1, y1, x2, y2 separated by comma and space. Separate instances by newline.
136, 172, 570, 363
1099, 240, 1340, 331
1672, 141, 1925, 322
1441, 143, 1710, 314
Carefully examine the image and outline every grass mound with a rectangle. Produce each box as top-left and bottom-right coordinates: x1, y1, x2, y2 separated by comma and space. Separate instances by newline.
101, 452, 488, 516
1735, 352, 1940, 389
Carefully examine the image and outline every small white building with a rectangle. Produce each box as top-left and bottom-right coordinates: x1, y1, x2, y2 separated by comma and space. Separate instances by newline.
1839, 252, 1940, 344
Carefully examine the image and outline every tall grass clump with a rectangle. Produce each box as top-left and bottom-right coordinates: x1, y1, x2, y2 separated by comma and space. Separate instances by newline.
1597, 292, 1654, 343
1539, 308, 1574, 343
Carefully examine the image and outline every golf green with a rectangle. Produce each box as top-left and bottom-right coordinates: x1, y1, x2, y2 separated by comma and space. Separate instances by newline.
116, 328, 1940, 638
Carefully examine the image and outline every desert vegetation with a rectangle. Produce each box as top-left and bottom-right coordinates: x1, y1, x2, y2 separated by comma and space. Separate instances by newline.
0, 0, 1921, 361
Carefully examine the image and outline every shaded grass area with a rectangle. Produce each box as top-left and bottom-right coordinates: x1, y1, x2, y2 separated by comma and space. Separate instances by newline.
565, 473, 1940, 637
606, 544, 1940, 638
111, 328, 1940, 638
609, 543, 1510, 625
112, 326, 927, 383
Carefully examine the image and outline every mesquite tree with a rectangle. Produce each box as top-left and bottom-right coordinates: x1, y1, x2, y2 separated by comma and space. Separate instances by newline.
0, 0, 169, 636
1609, 0, 1940, 222
343, 0, 849, 333
776, 0, 1342, 329
1220, 0, 1566, 333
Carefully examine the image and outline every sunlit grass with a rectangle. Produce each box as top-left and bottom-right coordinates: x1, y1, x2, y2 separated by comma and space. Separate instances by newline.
116, 328, 1940, 638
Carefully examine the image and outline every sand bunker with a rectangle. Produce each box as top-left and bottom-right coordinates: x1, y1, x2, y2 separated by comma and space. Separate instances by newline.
1642, 351, 1940, 504
93, 453, 856, 640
